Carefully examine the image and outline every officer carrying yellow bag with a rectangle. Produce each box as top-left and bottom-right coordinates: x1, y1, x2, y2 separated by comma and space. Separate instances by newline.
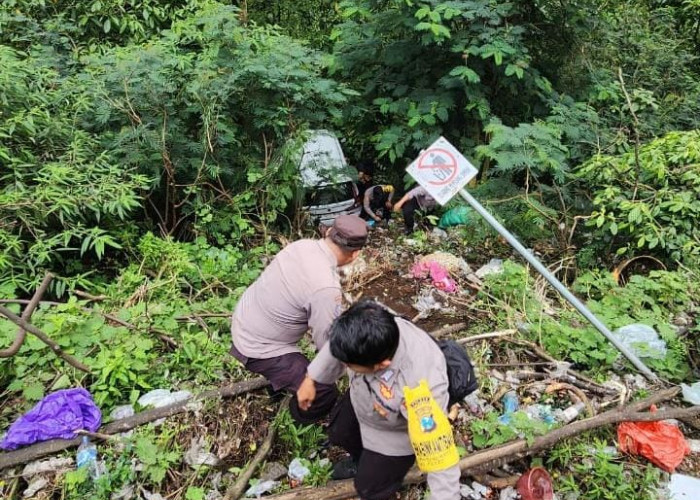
403, 379, 460, 472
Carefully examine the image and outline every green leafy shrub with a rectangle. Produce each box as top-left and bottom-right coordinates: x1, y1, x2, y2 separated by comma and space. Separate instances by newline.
0, 46, 149, 295
578, 130, 700, 266
548, 438, 663, 500
478, 261, 692, 379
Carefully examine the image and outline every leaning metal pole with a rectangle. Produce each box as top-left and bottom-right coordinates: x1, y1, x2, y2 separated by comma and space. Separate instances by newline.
458, 188, 658, 381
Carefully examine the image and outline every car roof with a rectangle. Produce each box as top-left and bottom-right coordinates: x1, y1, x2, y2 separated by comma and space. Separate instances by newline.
299, 130, 353, 187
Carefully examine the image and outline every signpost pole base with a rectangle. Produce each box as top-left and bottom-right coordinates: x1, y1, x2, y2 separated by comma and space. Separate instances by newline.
458, 189, 658, 382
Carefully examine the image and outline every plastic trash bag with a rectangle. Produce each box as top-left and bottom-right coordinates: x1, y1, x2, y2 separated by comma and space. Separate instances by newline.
403, 379, 459, 472
137, 389, 192, 409
611, 324, 667, 359
287, 458, 310, 485
438, 205, 472, 228
245, 480, 278, 498
681, 382, 700, 405
617, 417, 690, 472
0, 388, 101, 450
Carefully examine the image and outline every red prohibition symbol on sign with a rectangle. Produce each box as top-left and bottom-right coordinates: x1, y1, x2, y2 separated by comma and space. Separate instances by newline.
417, 148, 458, 186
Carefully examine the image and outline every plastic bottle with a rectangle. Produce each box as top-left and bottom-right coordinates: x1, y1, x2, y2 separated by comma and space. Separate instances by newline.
555, 402, 585, 424
498, 391, 519, 424
76, 436, 101, 479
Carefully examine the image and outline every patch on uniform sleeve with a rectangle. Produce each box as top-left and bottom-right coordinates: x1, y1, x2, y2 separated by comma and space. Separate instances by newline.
379, 382, 394, 400
373, 401, 388, 419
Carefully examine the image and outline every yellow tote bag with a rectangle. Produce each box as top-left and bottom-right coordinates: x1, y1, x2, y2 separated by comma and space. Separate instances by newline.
403, 379, 459, 472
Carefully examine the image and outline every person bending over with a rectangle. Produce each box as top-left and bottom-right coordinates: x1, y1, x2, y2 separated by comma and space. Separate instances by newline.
230, 215, 367, 424
392, 185, 437, 235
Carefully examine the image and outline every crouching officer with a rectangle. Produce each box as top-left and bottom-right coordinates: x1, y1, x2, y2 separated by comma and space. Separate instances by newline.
230, 215, 367, 424
362, 184, 395, 225
297, 301, 461, 500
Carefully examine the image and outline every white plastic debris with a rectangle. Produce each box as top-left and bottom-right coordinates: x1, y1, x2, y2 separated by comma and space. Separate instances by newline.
287, 458, 310, 483
668, 473, 700, 499
413, 289, 444, 315
475, 258, 503, 278
688, 439, 700, 454
138, 389, 192, 409
184, 437, 221, 468
110, 405, 135, 421
245, 480, 279, 498
111, 483, 135, 500
681, 382, 700, 405
611, 324, 667, 359
463, 392, 487, 415
205, 490, 223, 500
431, 227, 448, 240
554, 402, 586, 424
547, 361, 572, 379
22, 457, 74, 478
23, 477, 48, 498
499, 486, 519, 500
471, 481, 490, 497
460, 484, 479, 499
141, 490, 166, 500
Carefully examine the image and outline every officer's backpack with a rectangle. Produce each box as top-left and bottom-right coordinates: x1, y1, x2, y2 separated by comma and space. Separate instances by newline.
393, 313, 479, 406
433, 338, 478, 407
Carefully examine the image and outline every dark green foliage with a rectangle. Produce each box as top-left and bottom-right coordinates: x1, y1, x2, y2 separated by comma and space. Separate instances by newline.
578, 130, 700, 266
86, 3, 351, 240
329, 0, 561, 165
0, 46, 149, 295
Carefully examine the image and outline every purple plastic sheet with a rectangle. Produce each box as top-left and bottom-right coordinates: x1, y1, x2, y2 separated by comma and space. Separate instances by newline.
1, 388, 101, 450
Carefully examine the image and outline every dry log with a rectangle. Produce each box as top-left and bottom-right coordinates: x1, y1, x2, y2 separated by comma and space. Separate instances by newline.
430, 323, 467, 338
0, 273, 53, 358
455, 329, 516, 344
264, 388, 689, 500
224, 396, 291, 500
0, 377, 269, 471
0, 304, 91, 373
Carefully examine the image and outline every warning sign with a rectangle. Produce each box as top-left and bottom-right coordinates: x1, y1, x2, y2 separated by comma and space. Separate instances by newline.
407, 137, 479, 205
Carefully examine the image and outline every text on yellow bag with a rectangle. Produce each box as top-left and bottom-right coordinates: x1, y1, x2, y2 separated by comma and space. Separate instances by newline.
403, 379, 459, 472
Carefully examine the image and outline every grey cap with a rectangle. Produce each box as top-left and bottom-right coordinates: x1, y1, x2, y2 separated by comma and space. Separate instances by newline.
329, 215, 368, 250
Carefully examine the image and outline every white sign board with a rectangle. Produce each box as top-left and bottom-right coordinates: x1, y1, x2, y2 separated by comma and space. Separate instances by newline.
406, 136, 479, 205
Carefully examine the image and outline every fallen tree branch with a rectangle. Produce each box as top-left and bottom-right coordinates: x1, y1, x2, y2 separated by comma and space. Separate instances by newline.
455, 329, 515, 344
0, 304, 91, 373
175, 313, 232, 321
224, 396, 290, 500
0, 377, 269, 470
263, 388, 687, 500
430, 323, 467, 338
0, 273, 53, 358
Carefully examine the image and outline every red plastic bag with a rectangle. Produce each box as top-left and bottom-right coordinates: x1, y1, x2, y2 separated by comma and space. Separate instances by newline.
617, 413, 690, 472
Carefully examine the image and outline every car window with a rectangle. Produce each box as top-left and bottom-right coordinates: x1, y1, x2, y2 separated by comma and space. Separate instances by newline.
304, 181, 356, 206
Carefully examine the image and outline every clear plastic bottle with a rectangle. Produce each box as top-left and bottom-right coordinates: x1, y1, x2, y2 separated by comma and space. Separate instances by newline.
555, 402, 586, 424
76, 436, 101, 479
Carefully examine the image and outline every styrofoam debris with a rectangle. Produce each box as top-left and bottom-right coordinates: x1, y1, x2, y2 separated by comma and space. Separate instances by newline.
22, 457, 74, 478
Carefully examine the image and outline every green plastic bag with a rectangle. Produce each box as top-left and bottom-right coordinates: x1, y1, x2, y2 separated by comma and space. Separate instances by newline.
438, 205, 472, 228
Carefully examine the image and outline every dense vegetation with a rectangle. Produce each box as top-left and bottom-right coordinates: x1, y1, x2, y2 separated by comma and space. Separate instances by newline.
1, 1, 699, 499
